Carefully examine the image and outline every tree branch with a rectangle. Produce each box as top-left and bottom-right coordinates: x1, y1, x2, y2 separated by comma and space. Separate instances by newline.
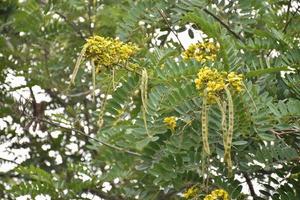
202, 8, 244, 43
25, 115, 142, 157
87, 0, 94, 36
283, 0, 292, 33
54, 11, 85, 40
243, 172, 257, 199
283, 4, 300, 33
157, 9, 185, 50
0, 157, 20, 165
84, 189, 125, 200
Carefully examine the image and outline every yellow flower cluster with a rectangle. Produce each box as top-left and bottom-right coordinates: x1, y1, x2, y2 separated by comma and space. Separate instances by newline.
182, 40, 219, 62
227, 72, 243, 92
195, 67, 243, 103
204, 189, 229, 200
84, 35, 138, 69
163, 116, 176, 130
183, 186, 199, 199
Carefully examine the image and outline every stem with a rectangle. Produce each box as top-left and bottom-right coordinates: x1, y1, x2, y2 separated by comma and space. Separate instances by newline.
283, 0, 292, 33
157, 9, 185, 50
202, 8, 244, 43
243, 172, 257, 198
0, 157, 19, 165
26, 115, 142, 157
54, 11, 85, 40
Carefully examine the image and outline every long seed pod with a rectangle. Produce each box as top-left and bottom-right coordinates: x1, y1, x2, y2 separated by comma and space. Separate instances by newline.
227, 153, 233, 177
140, 69, 148, 113
97, 78, 113, 128
91, 60, 96, 102
224, 87, 234, 176
70, 46, 87, 86
140, 69, 150, 136
202, 94, 210, 155
216, 98, 227, 147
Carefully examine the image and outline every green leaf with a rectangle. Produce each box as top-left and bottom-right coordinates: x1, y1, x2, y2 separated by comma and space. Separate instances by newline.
258, 133, 276, 141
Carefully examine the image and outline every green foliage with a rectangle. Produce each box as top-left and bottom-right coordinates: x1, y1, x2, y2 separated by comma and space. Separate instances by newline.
0, 0, 299, 200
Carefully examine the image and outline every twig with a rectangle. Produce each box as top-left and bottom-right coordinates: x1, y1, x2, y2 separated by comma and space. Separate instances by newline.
0, 157, 19, 165
243, 172, 257, 199
54, 11, 85, 40
87, 0, 94, 36
270, 128, 300, 137
84, 189, 125, 200
25, 115, 142, 157
283, 4, 300, 33
157, 9, 185, 50
65, 90, 92, 97
283, 0, 292, 33
202, 8, 244, 43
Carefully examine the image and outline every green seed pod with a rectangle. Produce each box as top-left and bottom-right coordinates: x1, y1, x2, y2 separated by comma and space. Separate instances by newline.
224, 87, 234, 176
70, 46, 87, 86
216, 98, 227, 147
140, 69, 148, 113
140, 69, 150, 136
202, 95, 210, 155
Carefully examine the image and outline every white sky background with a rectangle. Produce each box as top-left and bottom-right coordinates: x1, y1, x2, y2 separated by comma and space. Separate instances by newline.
1, 1, 299, 199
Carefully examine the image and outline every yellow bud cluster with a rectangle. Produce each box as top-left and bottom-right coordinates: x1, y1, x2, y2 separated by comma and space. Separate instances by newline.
163, 116, 176, 130
183, 186, 199, 199
84, 35, 138, 69
182, 40, 219, 62
195, 67, 243, 103
204, 189, 229, 200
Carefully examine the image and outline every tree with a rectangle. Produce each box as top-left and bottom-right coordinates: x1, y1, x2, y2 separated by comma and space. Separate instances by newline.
0, 0, 299, 199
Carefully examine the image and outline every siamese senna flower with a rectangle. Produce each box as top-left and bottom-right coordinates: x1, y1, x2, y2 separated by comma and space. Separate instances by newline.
204, 189, 229, 200
163, 116, 177, 130
194, 67, 244, 103
84, 35, 138, 71
227, 72, 244, 92
182, 40, 219, 62
183, 186, 199, 199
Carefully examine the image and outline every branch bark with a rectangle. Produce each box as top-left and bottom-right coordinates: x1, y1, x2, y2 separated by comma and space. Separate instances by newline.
202, 8, 244, 43
157, 9, 185, 50
243, 172, 258, 199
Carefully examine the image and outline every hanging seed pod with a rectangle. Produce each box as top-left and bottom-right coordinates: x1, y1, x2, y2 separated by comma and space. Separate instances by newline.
202, 94, 210, 155
70, 46, 87, 86
224, 87, 234, 176
227, 153, 233, 177
91, 59, 96, 102
216, 98, 228, 149
140, 69, 150, 137
140, 69, 148, 113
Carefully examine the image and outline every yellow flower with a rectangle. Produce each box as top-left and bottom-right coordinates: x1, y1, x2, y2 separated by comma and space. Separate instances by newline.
194, 67, 244, 104
227, 72, 244, 92
182, 39, 219, 62
203, 194, 214, 200
163, 116, 177, 131
183, 186, 199, 199
204, 189, 230, 200
83, 35, 138, 72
